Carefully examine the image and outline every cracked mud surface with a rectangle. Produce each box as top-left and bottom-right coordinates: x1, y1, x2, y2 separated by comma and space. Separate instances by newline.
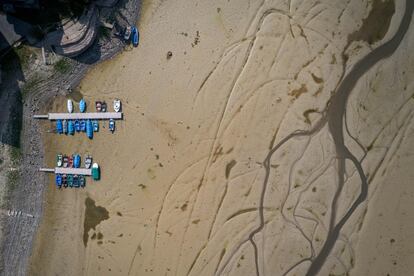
30, 0, 414, 275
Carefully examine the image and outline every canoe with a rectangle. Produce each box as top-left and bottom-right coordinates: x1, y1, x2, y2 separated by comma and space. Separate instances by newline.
79, 99, 86, 113
67, 99, 73, 113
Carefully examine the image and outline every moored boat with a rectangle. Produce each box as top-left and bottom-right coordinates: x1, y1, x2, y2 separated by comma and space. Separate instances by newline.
56, 120, 63, 134
67, 174, 73, 187
79, 99, 86, 113
63, 119, 68, 134
68, 120, 74, 135
63, 155, 69, 168
56, 153, 63, 167
95, 101, 102, 112
101, 101, 107, 112
92, 163, 100, 181
67, 99, 73, 113
109, 119, 115, 133
55, 174, 62, 188
93, 120, 99, 132
79, 175, 85, 187
113, 99, 121, 112
85, 155, 92, 169
75, 120, 81, 132
73, 154, 81, 168
86, 120, 93, 139
80, 120, 86, 132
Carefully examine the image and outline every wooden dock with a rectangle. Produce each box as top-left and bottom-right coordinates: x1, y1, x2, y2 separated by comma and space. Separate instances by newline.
34, 112, 123, 120
40, 167, 92, 175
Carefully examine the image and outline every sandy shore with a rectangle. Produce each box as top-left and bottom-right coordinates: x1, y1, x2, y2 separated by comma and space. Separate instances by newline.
29, 0, 414, 275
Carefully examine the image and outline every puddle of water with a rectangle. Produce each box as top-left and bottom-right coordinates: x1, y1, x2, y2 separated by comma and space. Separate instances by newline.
83, 197, 109, 247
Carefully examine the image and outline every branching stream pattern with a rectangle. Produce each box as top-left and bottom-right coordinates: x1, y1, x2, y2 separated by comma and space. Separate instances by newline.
245, 1, 414, 275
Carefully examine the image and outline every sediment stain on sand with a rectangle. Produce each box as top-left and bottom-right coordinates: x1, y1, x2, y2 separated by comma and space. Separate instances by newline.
83, 197, 109, 247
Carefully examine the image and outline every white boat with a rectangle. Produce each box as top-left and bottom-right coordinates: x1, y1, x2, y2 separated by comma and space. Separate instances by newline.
67, 99, 73, 113
113, 99, 121, 112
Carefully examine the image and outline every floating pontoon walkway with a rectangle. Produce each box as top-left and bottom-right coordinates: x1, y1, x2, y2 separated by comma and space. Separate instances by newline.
33, 112, 123, 120
40, 167, 92, 176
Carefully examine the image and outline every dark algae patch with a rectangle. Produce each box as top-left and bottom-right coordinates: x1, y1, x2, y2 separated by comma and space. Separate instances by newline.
348, 0, 395, 44
83, 197, 110, 247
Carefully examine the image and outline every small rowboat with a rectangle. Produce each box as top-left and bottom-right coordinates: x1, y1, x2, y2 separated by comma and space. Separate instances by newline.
113, 99, 121, 112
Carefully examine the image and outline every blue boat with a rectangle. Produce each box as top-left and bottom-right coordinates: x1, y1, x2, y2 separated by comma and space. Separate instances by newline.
56, 120, 63, 134
109, 119, 115, 133
79, 99, 86, 113
55, 174, 62, 188
68, 120, 74, 135
75, 120, 81, 132
86, 120, 93, 139
73, 175, 80, 188
73, 154, 81, 168
80, 120, 86, 132
63, 119, 68, 134
131, 26, 139, 47
93, 120, 99, 132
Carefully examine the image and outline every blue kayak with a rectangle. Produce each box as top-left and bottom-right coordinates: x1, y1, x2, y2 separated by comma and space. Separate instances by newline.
75, 120, 81, 132
80, 120, 86, 132
79, 99, 86, 113
55, 174, 62, 188
68, 120, 74, 135
86, 120, 93, 139
56, 120, 63, 134
73, 154, 81, 168
132, 26, 139, 47
63, 119, 68, 134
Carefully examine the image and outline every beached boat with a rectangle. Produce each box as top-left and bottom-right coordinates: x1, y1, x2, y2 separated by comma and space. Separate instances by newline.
131, 26, 139, 47
109, 119, 115, 133
68, 120, 74, 135
73, 154, 81, 168
63, 119, 68, 134
56, 120, 63, 134
63, 155, 69, 168
93, 120, 99, 132
80, 120, 86, 132
92, 163, 100, 181
55, 174, 62, 188
62, 174, 68, 188
85, 155, 92, 169
113, 99, 121, 112
68, 155, 73, 168
67, 174, 73, 187
95, 101, 102, 112
124, 26, 132, 40
56, 153, 63, 167
101, 101, 107, 112
75, 120, 81, 132
67, 99, 73, 113
79, 99, 86, 113
73, 175, 80, 188
79, 175, 85, 187
86, 120, 93, 139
